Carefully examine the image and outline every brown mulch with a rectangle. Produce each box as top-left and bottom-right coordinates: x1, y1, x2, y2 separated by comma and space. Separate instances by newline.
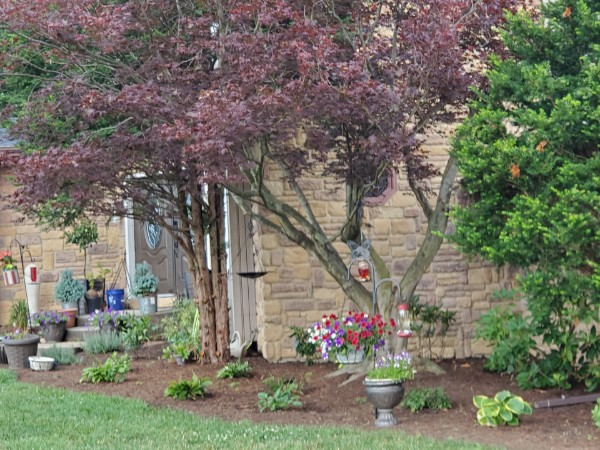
14, 342, 600, 450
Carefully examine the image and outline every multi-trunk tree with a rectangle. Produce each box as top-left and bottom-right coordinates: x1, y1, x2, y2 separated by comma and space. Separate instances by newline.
0, 0, 517, 362
451, 0, 600, 389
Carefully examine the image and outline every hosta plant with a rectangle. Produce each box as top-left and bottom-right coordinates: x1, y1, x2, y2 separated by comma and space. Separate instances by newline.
473, 390, 532, 427
164, 374, 212, 401
216, 360, 252, 379
80, 352, 131, 384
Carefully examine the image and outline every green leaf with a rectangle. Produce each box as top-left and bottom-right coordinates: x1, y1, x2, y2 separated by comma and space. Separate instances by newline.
494, 390, 511, 402
505, 396, 525, 415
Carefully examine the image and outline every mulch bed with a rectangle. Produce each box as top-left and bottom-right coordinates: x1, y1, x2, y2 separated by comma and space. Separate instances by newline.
13, 342, 600, 449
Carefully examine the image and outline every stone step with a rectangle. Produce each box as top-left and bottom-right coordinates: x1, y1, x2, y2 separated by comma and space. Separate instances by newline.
76, 307, 173, 327
38, 340, 84, 355
66, 325, 100, 342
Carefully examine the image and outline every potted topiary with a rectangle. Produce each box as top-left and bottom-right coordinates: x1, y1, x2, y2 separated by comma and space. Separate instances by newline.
3, 299, 40, 369
133, 261, 159, 314
55, 269, 85, 327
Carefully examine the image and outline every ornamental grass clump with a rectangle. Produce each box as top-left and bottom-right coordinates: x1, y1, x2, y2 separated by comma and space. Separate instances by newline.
366, 352, 415, 381
307, 311, 394, 361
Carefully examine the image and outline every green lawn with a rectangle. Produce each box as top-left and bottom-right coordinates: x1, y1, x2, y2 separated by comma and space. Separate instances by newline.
0, 370, 489, 449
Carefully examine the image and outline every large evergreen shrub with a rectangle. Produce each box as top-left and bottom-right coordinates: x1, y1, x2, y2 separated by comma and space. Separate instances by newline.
452, 0, 600, 390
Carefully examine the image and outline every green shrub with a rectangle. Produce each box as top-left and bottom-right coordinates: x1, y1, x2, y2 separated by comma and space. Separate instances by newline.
83, 331, 122, 354
475, 304, 535, 376
216, 360, 252, 379
41, 345, 80, 366
80, 352, 131, 383
473, 390, 532, 427
592, 399, 600, 428
161, 297, 201, 362
164, 374, 212, 400
401, 387, 451, 412
117, 314, 150, 353
289, 326, 317, 365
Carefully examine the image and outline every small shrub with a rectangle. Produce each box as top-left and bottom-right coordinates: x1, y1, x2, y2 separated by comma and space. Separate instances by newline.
161, 297, 201, 361
592, 399, 600, 428
289, 325, 317, 365
83, 330, 122, 354
117, 314, 150, 353
41, 345, 80, 366
80, 352, 131, 383
258, 383, 302, 412
401, 387, 451, 412
216, 360, 252, 379
164, 374, 212, 400
473, 390, 532, 427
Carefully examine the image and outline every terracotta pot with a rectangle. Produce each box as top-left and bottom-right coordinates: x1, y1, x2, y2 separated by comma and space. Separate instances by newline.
62, 308, 78, 328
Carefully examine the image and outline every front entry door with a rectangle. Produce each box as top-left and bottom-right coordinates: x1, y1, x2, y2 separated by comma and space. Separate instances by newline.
134, 218, 176, 294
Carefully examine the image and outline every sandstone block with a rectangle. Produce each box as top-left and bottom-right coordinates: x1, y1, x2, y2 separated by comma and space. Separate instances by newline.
390, 219, 417, 234
54, 251, 77, 264
468, 268, 492, 285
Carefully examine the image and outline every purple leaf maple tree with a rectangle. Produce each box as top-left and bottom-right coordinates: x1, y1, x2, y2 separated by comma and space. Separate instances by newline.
0, 0, 522, 362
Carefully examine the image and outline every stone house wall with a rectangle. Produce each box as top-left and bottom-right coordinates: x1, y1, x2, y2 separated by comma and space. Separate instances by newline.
257, 130, 514, 361
0, 166, 126, 324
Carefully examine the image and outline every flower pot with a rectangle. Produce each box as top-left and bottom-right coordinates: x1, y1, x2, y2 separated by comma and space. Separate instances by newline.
40, 321, 67, 342
336, 347, 366, 364
29, 356, 55, 371
363, 378, 405, 427
3, 334, 40, 369
3, 269, 19, 286
62, 308, 78, 328
138, 295, 157, 315
85, 294, 103, 314
0, 336, 7, 364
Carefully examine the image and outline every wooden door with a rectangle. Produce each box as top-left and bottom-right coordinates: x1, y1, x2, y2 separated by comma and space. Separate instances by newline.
134, 218, 176, 294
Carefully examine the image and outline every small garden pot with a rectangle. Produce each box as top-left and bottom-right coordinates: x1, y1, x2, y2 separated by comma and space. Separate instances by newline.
363, 378, 405, 427
40, 321, 67, 342
3, 269, 19, 286
62, 308, 78, 328
3, 334, 40, 369
138, 295, 157, 315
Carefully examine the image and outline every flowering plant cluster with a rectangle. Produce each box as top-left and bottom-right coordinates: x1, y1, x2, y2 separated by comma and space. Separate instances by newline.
367, 351, 415, 381
308, 311, 395, 361
0, 250, 15, 271
32, 310, 69, 326
88, 308, 122, 330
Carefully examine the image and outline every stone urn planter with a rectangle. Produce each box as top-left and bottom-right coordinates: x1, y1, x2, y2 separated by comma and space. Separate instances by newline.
3, 334, 41, 369
363, 378, 405, 427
